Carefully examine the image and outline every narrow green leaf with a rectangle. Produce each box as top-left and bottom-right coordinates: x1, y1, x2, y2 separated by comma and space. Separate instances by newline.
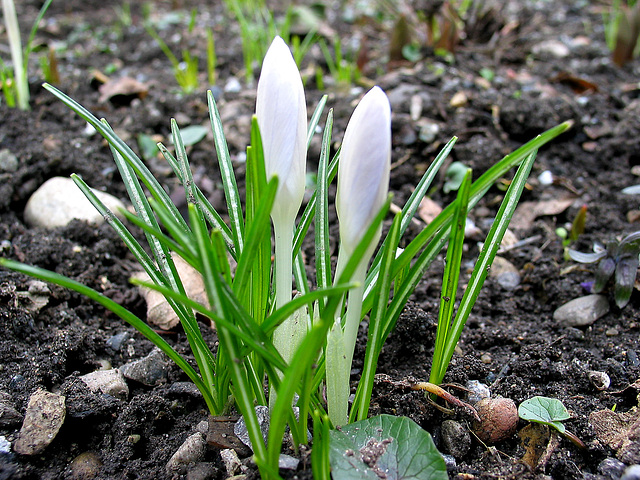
431, 169, 471, 383
207, 90, 244, 253
431, 151, 538, 385
351, 212, 402, 422
315, 109, 334, 307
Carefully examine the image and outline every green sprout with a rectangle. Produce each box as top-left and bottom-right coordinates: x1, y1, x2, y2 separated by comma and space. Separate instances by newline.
603, 0, 640, 66
519, 396, 585, 448
0, 36, 572, 480
569, 231, 640, 309
556, 204, 588, 260
144, 10, 203, 94
0, 0, 53, 110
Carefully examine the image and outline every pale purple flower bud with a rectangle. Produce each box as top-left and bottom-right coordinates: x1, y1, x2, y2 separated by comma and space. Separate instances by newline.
336, 86, 391, 255
256, 36, 307, 224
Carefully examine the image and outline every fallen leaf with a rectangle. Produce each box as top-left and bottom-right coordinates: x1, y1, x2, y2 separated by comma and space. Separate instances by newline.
418, 197, 442, 224
99, 77, 148, 105
511, 197, 575, 230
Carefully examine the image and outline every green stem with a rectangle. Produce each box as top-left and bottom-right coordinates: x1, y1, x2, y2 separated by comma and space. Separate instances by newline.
326, 246, 370, 426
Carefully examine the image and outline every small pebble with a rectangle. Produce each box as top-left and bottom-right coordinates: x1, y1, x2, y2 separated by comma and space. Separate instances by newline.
538, 170, 554, 186
622, 465, 640, 480
588, 371, 611, 391
224, 77, 242, 93
80, 369, 129, 399
166, 432, 207, 473
553, 294, 610, 327
481, 353, 492, 364
598, 457, 626, 479
0, 436, 11, 455
490, 256, 521, 290
442, 454, 456, 470
278, 454, 299, 470
220, 448, 243, 477
606, 328, 619, 337
68, 451, 103, 480
120, 349, 169, 386
14, 390, 66, 455
466, 380, 491, 405
106, 332, 130, 351
0, 149, 18, 172
234, 406, 270, 451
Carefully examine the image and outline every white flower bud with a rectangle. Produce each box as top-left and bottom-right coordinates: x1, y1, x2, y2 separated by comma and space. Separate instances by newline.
336, 86, 391, 255
256, 36, 307, 225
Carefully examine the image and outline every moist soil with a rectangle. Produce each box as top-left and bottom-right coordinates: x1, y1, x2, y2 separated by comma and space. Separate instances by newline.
1, 1, 639, 479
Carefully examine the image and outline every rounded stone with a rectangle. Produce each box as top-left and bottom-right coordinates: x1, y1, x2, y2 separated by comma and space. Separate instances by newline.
24, 176, 126, 229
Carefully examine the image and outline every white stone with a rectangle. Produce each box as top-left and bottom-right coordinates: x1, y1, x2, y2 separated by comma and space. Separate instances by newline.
80, 369, 129, 399
24, 176, 126, 229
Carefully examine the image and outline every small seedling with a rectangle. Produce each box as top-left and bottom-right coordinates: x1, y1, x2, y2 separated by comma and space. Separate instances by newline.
518, 396, 585, 448
603, 0, 640, 66
568, 231, 640, 308
556, 204, 587, 260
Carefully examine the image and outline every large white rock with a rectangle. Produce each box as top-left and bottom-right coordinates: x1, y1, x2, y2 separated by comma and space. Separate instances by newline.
24, 176, 126, 229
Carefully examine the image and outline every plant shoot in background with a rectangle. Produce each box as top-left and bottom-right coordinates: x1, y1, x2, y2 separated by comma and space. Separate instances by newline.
603, 0, 640, 66
1, 0, 53, 110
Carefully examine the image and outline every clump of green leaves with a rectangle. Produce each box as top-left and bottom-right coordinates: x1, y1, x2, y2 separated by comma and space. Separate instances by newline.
569, 231, 640, 308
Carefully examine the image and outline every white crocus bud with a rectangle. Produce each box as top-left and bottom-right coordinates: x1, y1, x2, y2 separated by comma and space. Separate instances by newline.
328, 86, 391, 426
256, 36, 307, 228
256, 37, 308, 406
336, 86, 391, 258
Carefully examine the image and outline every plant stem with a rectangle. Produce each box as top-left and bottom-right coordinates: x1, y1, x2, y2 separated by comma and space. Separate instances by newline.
2, 0, 29, 110
326, 248, 369, 426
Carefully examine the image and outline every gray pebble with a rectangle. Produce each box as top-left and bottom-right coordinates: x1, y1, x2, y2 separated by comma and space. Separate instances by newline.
278, 454, 299, 470
466, 380, 490, 405
120, 349, 168, 386
234, 406, 270, 451
0, 149, 18, 172
598, 457, 626, 479
553, 294, 610, 327
166, 432, 207, 473
440, 420, 471, 458
106, 332, 129, 351
622, 465, 640, 480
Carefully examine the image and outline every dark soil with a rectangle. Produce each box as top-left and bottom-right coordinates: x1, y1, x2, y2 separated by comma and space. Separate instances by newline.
1, 0, 639, 479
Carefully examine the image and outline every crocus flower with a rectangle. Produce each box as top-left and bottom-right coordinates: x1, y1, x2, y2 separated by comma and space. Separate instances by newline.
256, 36, 307, 227
255, 37, 308, 391
336, 86, 391, 258
327, 86, 391, 426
